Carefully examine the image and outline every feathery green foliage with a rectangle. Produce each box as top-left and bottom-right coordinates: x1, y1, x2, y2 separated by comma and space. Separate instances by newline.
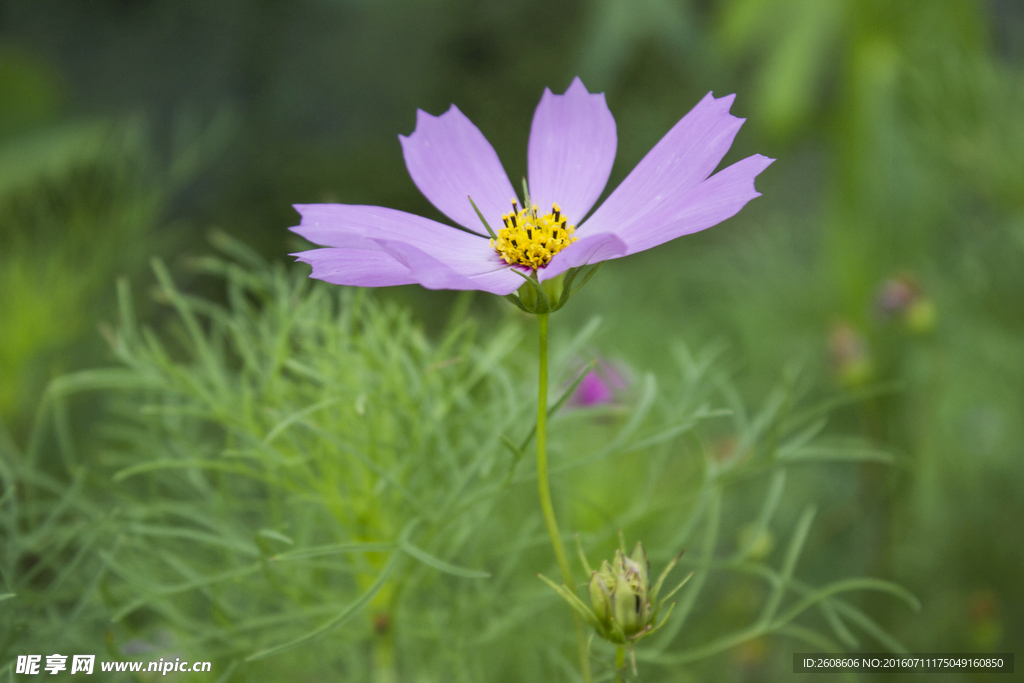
3, 242, 917, 680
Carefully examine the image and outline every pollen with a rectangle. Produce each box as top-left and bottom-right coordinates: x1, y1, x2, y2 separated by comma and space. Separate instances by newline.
490, 200, 577, 269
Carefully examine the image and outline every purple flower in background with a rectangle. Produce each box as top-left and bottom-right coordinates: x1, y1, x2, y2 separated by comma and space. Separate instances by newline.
571, 360, 629, 407
290, 78, 773, 296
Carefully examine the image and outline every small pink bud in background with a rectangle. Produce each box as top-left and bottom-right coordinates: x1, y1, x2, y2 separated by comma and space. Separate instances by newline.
967, 589, 1003, 650
875, 274, 936, 333
829, 321, 871, 386
876, 275, 919, 317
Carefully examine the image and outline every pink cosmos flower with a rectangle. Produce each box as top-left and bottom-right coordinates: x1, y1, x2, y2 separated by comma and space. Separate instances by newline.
290, 78, 773, 296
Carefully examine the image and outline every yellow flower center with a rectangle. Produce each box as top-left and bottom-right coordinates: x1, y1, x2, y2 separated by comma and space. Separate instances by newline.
490, 200, 577, 270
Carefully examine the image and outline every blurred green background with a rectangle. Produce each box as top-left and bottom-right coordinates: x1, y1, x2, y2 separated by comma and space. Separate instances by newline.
1, 0, 1022, 680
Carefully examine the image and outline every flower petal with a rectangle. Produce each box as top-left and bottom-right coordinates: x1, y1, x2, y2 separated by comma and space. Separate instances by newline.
375, 240, 522, 295
580, 92, 746, 239
291, 204, 523, 293
528, 77, 617, 225
616, 153, 775, 253
290, 204, 505, 277
293, 242, 522, 295
291, 248, 416, 287
399, 106, 517, 234
537, 232, 629, 281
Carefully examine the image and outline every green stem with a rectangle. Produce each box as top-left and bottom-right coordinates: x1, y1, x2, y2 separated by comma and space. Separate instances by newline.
615, 646, 626, 683
372, 629, 396, 683
536, 313, 592, 683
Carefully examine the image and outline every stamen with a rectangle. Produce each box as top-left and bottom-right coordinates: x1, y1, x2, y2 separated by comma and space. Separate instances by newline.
490, 199, 577, 269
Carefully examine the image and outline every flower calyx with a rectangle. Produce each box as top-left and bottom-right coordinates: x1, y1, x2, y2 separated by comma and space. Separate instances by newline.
501, 263, 603, 315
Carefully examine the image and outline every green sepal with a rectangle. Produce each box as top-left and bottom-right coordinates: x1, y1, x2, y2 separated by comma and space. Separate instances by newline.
612, 548, 626, 575
467, 195, 497, 239
630, 541, 649, 586
657, 571, 693, 612
566, 262, 604, 300
501, 261, 603, 315
650, 548, 684, 605
510, 269, 551, 313
634, 601, 676, 642
538, 573, 602, 630
575, 533, 593, 576
542, 273, 564, 305
558, 267, 581, 308
589, 571, 612, 625
507, 270, 567, 315
607, 617, 628, 644
613, 571, 641, 635
504, 293, 529, 313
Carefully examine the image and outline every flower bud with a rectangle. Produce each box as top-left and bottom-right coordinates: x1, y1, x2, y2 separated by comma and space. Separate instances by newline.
586, 542, 656, 640
829, 321, 871, 386
543, 536, 689, 650
906, 299, 936, 334
875, 274, 936, 334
